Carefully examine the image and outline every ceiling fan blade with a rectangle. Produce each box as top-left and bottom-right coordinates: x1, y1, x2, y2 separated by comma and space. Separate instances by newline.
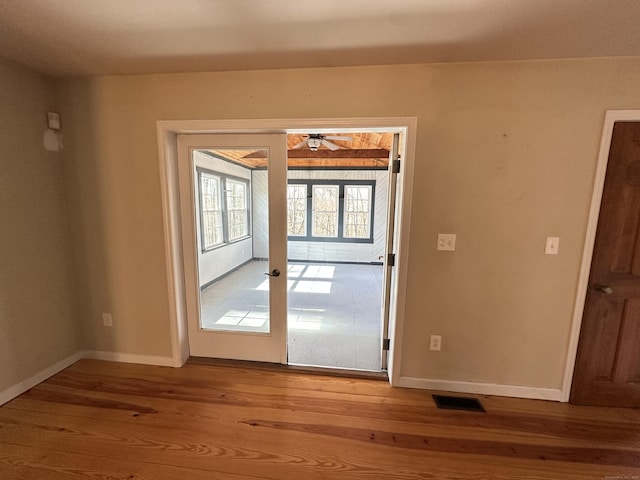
292, 140, 308, 149
324, 135, 353, 142
322, 139, 341, 151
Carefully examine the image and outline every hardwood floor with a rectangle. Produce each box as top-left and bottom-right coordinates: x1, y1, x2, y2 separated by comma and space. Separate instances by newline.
1, 359, 639, 479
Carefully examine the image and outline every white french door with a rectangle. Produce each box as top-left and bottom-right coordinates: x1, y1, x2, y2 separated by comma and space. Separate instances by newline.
177, 134, 288, 363
380, 133, 400, 369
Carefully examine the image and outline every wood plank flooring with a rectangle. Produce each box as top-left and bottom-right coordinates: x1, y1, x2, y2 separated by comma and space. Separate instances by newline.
1, 359, 639, 479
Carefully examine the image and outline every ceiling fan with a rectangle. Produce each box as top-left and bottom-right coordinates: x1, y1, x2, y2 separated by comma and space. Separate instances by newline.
292, 134, 353, 151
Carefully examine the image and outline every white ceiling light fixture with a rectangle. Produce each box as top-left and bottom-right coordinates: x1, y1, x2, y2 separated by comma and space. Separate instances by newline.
306, 136, 322, 151
293, 134, 353, 151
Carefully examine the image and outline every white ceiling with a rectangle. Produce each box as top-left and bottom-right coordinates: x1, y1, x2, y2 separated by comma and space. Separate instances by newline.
1, 0, 639, 77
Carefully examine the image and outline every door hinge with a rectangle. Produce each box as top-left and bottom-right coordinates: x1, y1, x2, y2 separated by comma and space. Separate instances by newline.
392, 159, 401, 173
387, 253, 396, 267
382, 338, 391, 350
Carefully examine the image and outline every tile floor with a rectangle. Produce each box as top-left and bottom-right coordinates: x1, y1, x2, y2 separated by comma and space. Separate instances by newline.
200, 260, 383, 371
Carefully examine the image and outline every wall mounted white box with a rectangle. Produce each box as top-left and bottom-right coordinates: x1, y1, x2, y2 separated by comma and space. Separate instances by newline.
102, 313, 113, 327
437, 233, 456, 251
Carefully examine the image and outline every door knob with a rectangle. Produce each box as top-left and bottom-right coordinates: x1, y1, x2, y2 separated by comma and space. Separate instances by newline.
264, 269, 281, 277
593, 284, 613, 295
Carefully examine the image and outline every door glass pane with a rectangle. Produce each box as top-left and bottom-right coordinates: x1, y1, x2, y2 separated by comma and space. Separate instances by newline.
193, 148, 270, 333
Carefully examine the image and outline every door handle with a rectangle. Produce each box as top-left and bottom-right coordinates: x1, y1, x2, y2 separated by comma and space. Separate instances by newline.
593, 284, 613, 295
264, 268, 281, 277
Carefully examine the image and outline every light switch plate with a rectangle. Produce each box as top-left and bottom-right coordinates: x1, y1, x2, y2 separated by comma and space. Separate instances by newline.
545, 237, 559, 255
437, 233, 456, 251
47, 112, 60, 130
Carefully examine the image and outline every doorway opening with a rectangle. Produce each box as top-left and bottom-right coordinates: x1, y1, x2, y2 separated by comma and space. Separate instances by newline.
284, 131, 395, 371
159, 116, 417, 384
192, 130, 399, 372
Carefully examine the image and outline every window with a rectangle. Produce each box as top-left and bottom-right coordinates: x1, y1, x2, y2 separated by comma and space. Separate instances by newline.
287, 184, 307, 236
312, 185, 339, 238
287, 180, 375, 243
343, 185, 372, 239
199, 173, 223, 249
226, 179, 248, 241
198, 168, 250, 251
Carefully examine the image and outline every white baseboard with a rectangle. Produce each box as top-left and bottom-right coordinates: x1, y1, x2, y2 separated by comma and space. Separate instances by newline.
2, 352, 563, 408
0, 351, 84, 406
0, 350, 179, 407
396, 376, 563, 402
82, 350, 176, 367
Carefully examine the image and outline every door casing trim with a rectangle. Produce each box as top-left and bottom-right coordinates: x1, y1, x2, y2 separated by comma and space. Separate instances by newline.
563, 110, 640, 401
156, 117, 417, 386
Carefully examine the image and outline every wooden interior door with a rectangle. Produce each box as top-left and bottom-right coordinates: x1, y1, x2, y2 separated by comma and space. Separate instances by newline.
571, 121, 640, 406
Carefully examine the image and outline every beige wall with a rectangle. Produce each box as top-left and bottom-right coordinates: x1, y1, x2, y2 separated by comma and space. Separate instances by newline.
0, 59, 79, 393
55, 57, 640, 391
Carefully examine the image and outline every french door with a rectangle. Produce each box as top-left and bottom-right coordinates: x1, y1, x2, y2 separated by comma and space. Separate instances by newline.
177, 134, 288, 363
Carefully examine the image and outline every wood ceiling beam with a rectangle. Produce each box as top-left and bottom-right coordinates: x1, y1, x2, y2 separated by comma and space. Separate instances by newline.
288, 148, 390, 159
224, 159, 389, 168
242, 148, 390, 159
287, 158, 389, 168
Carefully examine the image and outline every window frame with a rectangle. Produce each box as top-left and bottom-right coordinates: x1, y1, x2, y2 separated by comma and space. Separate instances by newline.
311, 184, 340, 239
225, 177, 250, 242
343, 184, 374, 240
197, 167, 251, 253
287, 179, 375, 244
287, 184, 308, 237
198, 170, 224, 250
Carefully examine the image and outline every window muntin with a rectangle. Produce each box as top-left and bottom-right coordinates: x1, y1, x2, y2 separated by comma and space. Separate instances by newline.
199, 172, 224, 249
226, 179, 249, 241
287, 184, 307, 236
343, 185, 372, 239
312, 185, 339, 238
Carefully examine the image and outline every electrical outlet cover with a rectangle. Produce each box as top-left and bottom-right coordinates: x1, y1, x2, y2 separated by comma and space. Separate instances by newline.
437, 233, 456, 251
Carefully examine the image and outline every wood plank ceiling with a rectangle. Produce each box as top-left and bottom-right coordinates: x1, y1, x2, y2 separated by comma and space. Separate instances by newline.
205, 132, 393, 169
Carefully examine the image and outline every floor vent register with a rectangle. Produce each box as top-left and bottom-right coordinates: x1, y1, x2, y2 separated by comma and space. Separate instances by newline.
432, 394, 486, 412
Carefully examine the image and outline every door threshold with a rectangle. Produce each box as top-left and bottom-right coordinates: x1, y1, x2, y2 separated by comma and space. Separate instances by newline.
188, 357, 388, 381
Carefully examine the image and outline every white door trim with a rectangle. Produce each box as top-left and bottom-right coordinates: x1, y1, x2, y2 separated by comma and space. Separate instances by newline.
156, 117, 417, 386
561, 110, 640, 401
